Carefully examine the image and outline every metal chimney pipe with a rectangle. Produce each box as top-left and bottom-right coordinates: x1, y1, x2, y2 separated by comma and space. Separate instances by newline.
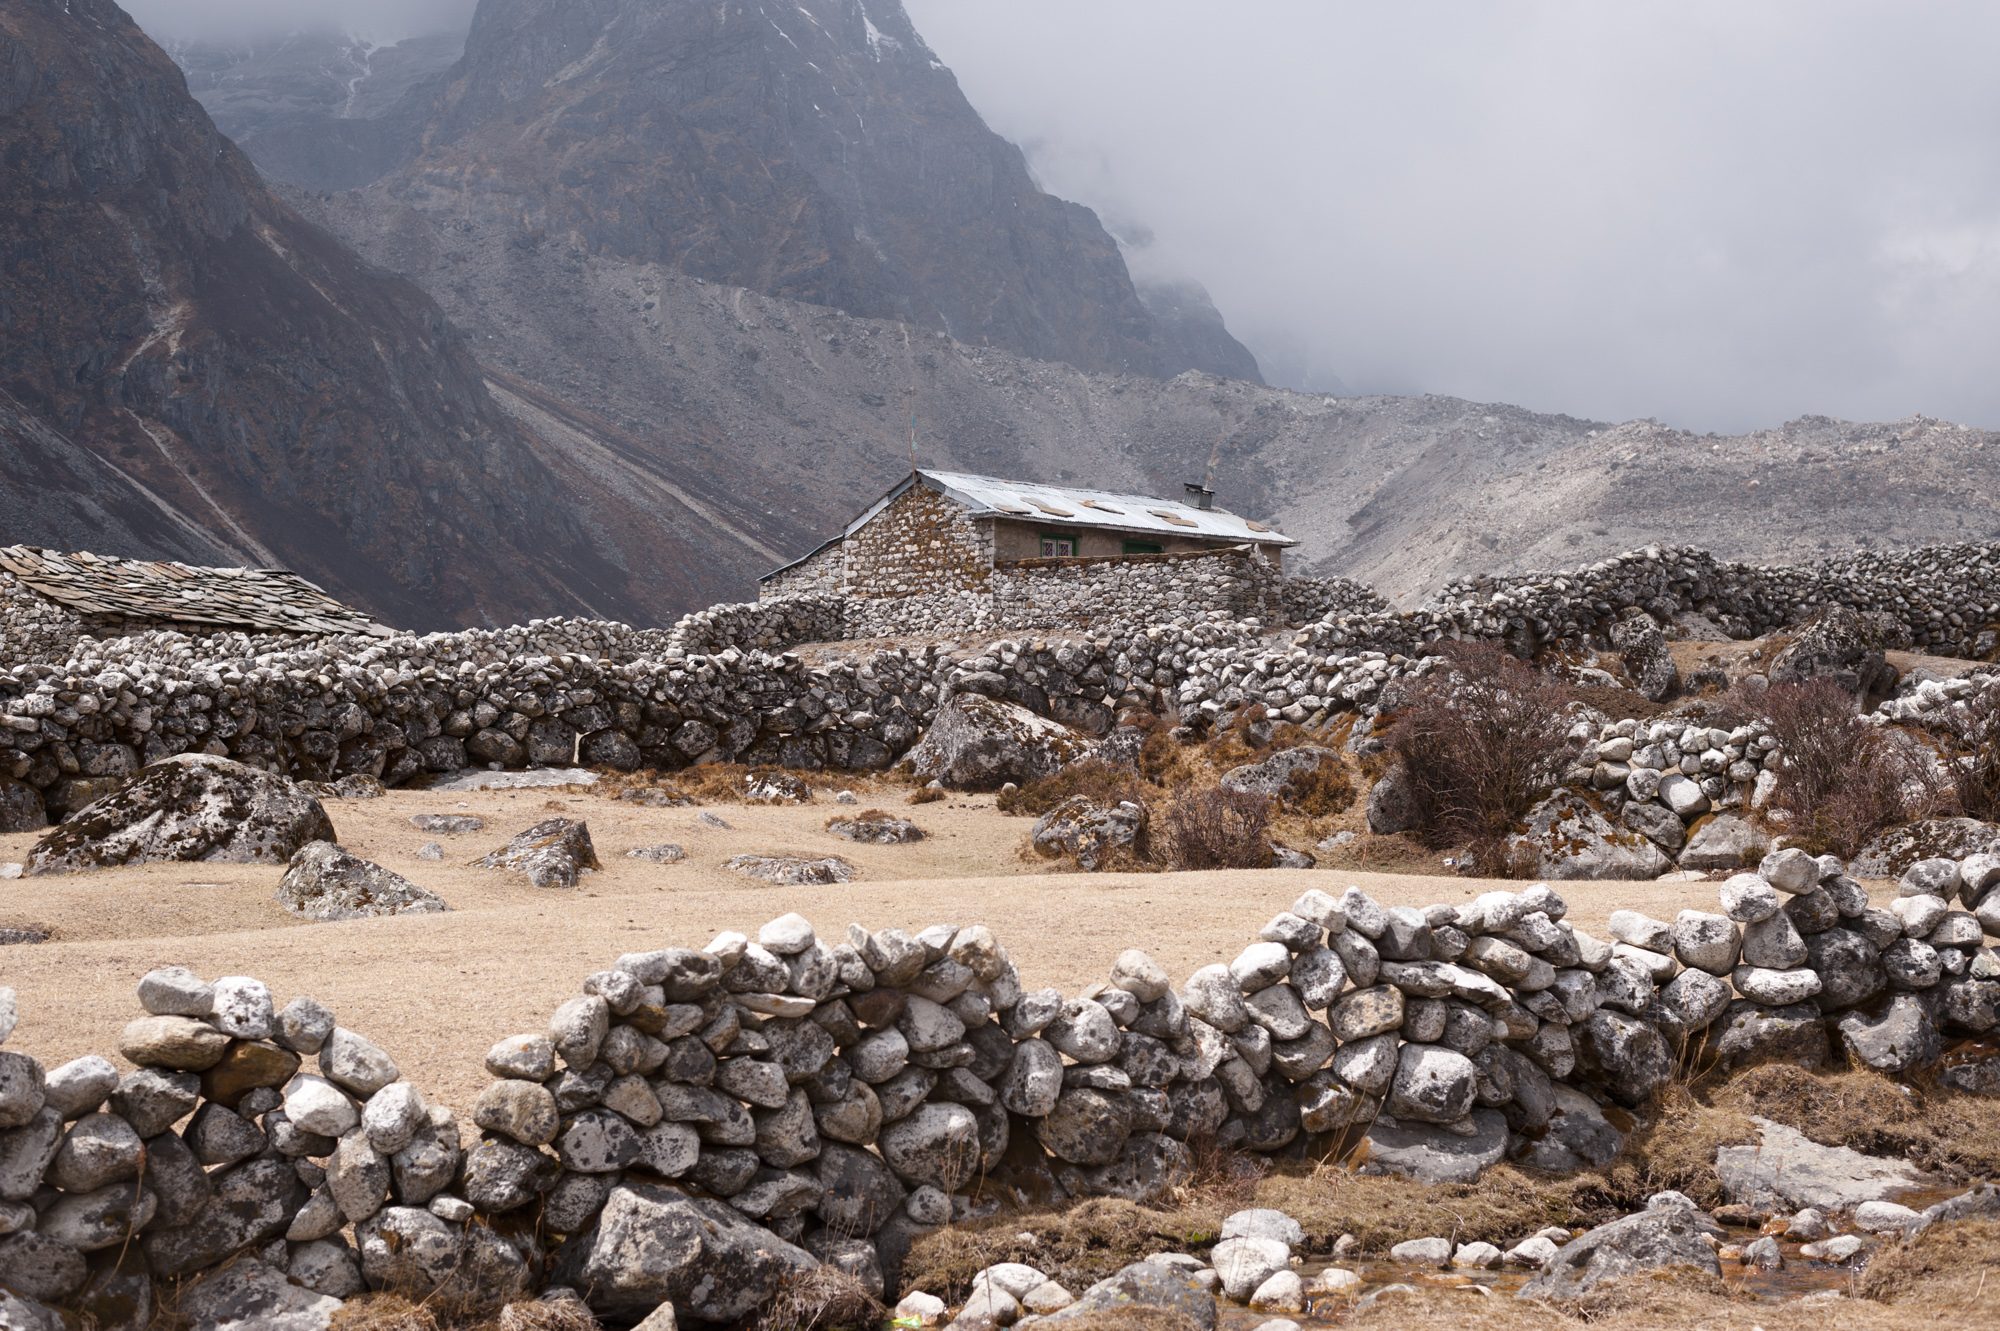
1183, 482, 1215, 510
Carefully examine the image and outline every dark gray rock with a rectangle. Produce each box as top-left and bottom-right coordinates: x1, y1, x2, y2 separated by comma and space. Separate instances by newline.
902, 694, 1092, 791
1044, 1259, 1218, 1329
276, 841, 446, 920
1519, 1204, 1722, 1299
474, 818, 600, 888
27, 755, 334, 874
1358, 1108, 1507, 1184
555, 1182, 818, 1321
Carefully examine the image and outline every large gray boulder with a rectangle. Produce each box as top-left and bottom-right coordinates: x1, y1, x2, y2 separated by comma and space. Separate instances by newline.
1030, 796, 1146, 872
1359, 1109, 1507, 1184
1505, 792, 1672, 881
177, 1255, 341, 1331
1365, 764, 1419, 835
1767, 606, 1895, 700
474, 818, 600, 888
1519, 1204, 1722, 1300
27, 755, 335, 875
1851, 818, 2000, 880
1714, 1116, 1931, 1211
1611, 617, 1680, 703
902, 694, 1092, 791
1679, 815, 1771, 871
556, 1182, 818, 1321
276, 843, 446, 921
1221, 746, 1344, 808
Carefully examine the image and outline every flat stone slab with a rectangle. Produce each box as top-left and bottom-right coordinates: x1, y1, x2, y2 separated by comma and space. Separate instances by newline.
1357, 1108, 1508, 1184
1714, 1116, 1932, 1212
428, 768, 599, 792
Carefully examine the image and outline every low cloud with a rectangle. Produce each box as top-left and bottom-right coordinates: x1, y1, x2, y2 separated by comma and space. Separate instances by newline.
910, 0, 2000, 432
122, 0, 477, 44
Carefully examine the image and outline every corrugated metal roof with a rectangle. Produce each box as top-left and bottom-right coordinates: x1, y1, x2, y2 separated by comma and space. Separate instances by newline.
0, 546, 390, 637
907, 470, 1297, 546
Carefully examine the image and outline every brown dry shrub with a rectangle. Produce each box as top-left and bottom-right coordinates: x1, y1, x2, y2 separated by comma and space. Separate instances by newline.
1856, 1218, 2000, 1305
1593, 1081, 1756, 1210
995, 758, 1149, 816
1761, 679, 1936, 857
1383, 643, 1580, 857
750, 1266, 884, 1331
1152, 784, 1273, 870
905, 786, 946, 805
1253, 1164, 1592, 1253
901, 1197, 1226, 1303
328, 1295, 599, 1331
1278, 758, 1357, 817
1930, 677, 2000, 821
1709, 1063, 2000, 1179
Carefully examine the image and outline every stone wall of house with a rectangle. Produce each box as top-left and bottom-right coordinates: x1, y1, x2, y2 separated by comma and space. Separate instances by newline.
1, 850, 1993, 1324
840, 485, 994, 600
0, 572, 84, 664
759, 542, 846, 602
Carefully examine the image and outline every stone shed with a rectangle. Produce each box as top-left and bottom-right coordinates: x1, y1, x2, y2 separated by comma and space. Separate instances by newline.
759, 469, 1297, 601
0, 545, 387, 662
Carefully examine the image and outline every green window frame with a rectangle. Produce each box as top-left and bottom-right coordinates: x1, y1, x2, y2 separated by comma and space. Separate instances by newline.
1038, 530, 1080, 557
1122, 540, 1164, 556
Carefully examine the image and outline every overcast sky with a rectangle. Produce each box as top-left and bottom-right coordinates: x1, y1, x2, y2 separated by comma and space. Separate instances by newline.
909, 0, 2000, 432
129, 1, 2000, 433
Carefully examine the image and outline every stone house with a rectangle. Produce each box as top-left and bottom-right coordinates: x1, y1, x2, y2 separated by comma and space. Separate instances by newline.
760, 469, 1297, 601
0, 545, 387, 662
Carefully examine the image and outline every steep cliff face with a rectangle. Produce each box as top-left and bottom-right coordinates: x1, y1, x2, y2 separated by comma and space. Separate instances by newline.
353, 0, 1257, 381
0, 0, 640, 628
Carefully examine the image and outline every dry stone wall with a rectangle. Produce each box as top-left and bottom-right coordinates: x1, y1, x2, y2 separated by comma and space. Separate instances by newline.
2, 851, 1995, 1323
4, 541, 1998, 814
1301, 542, 2000, 661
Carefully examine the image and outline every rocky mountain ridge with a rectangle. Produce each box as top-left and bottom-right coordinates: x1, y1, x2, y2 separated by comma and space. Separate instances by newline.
0, 0, 641, 628
169, 0, 1257, 384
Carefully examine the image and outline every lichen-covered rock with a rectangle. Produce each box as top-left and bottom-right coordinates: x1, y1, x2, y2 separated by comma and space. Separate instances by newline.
1030, 796, 1146, 872
27, 755, 334, 875
902, 694, 1092, 791
725, 855, 856, 886
554, 1182, 818, 1321
0, 780, 45, 835
474, 818, 600, 888
826, 812, 924, 845
1610, 616, 1679, 703
1505, 792, 1672, 881
1220, 746, 1345, 809
276, 842, 446, 921
1519, 1204, 1722, 1300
